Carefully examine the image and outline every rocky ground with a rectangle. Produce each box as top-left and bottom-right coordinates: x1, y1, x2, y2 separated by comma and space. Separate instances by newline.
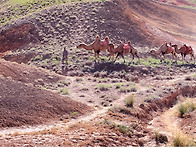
0, 0, 196, 146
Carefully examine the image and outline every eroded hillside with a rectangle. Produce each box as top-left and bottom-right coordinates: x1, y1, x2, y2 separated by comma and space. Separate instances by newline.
0, 0, 196, 146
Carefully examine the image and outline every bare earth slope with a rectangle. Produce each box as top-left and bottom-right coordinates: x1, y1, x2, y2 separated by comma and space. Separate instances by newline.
0, 59, 92, 127
0, 0, 196, 146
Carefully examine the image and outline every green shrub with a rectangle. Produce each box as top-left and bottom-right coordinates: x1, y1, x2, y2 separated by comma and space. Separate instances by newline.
96, 83, 112, 91
59, 88, 70, 95
178, 103, 188, 118
117, 125, 132, 137
114, 83, 122, 89
178, 101, 195, 118
155, 130, 160, 142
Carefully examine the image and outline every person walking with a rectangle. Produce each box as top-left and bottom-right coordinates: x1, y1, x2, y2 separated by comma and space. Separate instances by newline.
62, 47, 68, 65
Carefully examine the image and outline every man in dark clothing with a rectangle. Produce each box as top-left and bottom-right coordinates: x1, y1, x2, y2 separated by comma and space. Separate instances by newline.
62, 47, 68, 65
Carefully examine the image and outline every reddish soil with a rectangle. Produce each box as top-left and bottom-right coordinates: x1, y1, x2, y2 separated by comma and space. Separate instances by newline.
0, 59, 92, 127
0, 23, 39, 53
0, 0, 196, 146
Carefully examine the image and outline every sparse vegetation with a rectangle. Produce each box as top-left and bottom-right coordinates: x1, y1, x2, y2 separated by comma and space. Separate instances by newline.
96, 83, 112, 91
114, 83, 123, 89
117, 125, 132, 137
172, 132, 195, 147
155, 130, 160, 142
124, 95, 134, 107
0, 0, 196, 146
58, 87, 70, 95
178, 101, 196, 118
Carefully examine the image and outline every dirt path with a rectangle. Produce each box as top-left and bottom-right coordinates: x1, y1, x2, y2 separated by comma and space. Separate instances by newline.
148, 97, 196, 144
0, 73, 195, 142
0, 90, 129, 137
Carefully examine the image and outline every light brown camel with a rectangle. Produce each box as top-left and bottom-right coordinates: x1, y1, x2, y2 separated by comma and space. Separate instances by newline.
171, 44, 195, 63
150, 43, 177, 61
108, 41, 139, 63
77, 35, 109, 62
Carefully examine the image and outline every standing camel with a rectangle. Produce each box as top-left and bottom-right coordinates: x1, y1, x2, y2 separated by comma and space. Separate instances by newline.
77, 35, 109, 62
150, 43, 177, 61
108, 41, 139, 63
172, 44, 195, 63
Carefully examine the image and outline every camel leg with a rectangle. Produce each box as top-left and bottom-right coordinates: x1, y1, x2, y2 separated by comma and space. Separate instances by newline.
135, 53, 140, 62
172, 52, 177, 63
190, 53, 195, 64
114, 52, 120, 62
96, 50, 100, 63
108, 55, 111, 61
112, 55, 114, 61
121, 53, 125, 63
184, 54, 188, 63
94, 52, 97, 63
130, 53, 134, 63
181, 53, 185, 63
160, 54, 165, 62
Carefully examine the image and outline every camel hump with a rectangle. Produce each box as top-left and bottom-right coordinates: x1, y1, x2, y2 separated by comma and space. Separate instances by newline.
183, 45, 191, 52
168, 46, 173, 52
100, 40, 108, 46
123, 44, 130, 50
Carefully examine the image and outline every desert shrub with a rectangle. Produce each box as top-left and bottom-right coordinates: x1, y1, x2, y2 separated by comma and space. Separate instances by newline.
32, 55, 43, 61
58, 80, 71, 86
96, 83, 112, 91
101, 119, 132, 137
114, 83, 123, 89
75, 77, 83, 82
70, 111, 78, 116
155, 131, 168, 143
59, 88, 70, 95
117, 125, 132, 137
118, 83, 134, 92
178, 103, 188, 118
172, 132, 195, 147
178, 101, 195, 118
125, 95, 134, 107
155, 131, 160, 142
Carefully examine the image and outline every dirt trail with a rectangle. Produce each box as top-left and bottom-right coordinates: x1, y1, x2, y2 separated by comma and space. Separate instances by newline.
0, 90, 129, 137
0, 73, 195, 138
149, 98, 196, 142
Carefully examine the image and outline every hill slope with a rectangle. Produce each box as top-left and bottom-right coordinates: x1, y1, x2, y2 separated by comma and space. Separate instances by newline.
0, 0, 196, 54
0, 59, 92, 127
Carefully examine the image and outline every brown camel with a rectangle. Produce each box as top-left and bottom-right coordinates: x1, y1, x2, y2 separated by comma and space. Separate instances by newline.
108, 41, 139, 63
77, 35, 110, 62
150, 43, 177, 61
172, 44, 195, 63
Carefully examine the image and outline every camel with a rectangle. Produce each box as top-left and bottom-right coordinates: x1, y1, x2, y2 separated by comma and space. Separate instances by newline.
77, 35, 110, 62
150, 43, 177, 61
171, 44, 195, 63
108, 41, 139, 63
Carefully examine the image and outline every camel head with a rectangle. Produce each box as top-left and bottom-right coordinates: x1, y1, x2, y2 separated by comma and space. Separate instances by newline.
104, 36, 109, 44
188, 46, 193, 51
96, 35, 100, 40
